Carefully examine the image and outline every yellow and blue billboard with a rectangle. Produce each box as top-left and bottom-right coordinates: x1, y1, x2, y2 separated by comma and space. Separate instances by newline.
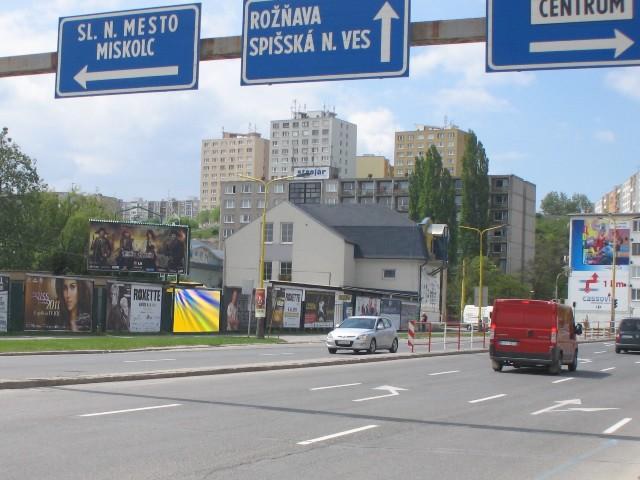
173, 288, 220, 333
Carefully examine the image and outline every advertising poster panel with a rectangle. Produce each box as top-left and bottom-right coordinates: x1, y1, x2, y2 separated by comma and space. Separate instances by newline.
173, 288, 220, 333
283, 289, 303, 328
255, 288, 266, 318
106, 282, 162, 332
304, 290, 335, 328
0, 275, 9, 333
420, 264, 441, 318
88, 220, 189, 274
569, 218, 631, 320
223, 287, 252, 333
24, 275, 93, 332
380, 299, 402, 330
401, 302, 419, 331
355, 296, 380, 316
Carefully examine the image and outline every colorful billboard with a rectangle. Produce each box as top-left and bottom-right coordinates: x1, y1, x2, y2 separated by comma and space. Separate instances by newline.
0, 275, 9, 333
355, 296, 380, 316
88, 220, 189, 274
304, 290, 335, 328
283, 289, 303, 328
106, 282, 163, 332
173, 288, 220, 333
24, 275, 94, 332
571, 218, 630, 271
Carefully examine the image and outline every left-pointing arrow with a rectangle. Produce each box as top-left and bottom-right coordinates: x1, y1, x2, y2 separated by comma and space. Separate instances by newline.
73, 65, 180, 89
530, 29, 634, 59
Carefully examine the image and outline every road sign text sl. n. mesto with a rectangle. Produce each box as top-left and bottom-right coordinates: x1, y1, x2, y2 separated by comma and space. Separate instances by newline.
56, 4, 201, 98
488, 0, 639, 71
242, 0, 410, 85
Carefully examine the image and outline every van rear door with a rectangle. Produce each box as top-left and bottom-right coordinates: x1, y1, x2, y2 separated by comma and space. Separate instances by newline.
494, 302, 555, 356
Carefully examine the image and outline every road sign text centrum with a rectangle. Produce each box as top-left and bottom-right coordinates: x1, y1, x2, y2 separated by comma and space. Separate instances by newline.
56, 4, 201, 98
241, 0, 410, 85
487, 0, 639, 72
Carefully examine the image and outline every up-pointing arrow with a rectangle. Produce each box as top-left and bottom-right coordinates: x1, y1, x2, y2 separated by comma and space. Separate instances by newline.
353, 385, 408, 402
530, 29, 634, 59
374, 2, 400, 63
74, 65, 180, 89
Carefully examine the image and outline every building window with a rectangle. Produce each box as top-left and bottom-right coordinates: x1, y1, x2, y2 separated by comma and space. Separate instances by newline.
633, 288, 640, 301
263, 261, 272, 281
633, 243, 640, 256
257, 199, 265, 209
224, 185, 236, 194
273, 183, 285, 193
223, 215, 234, 224
326, 182, 337, 193
223, 228, 234, 238
240, 214, 251, 224
242, 184, 252, 193
631, 266, 640, 278
383, 269, 396, 279
281, 223, 293, 243
241, 199, 251, 209
224, 199, 235, 209
634, 220, 640, 232
280, 261, 292, 281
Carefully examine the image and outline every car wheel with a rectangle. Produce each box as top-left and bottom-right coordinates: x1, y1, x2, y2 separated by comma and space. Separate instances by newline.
328, 348, 337, 354
548, 356, 561, 375
491, 360, 503, 372
615, 347, 621, 354
368, 339, 377, 354
568, 350, 578, 372
389, 338, 398, 353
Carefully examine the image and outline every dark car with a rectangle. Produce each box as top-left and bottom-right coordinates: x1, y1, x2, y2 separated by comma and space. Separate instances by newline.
615, 318, 640, 353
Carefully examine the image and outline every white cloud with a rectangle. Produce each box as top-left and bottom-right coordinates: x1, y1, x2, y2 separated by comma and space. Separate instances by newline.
595, 130, 616, 143
347, 109, 399, 160
605, 70, 640, 101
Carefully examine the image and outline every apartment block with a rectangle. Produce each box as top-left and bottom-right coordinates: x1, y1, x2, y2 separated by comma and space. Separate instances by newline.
394, 124, 469, 177
200, 132, 269, 210
269, 108, 357, 179
596, 172, 639, 214
119, 197, 200, 222
356, 155, 393, 178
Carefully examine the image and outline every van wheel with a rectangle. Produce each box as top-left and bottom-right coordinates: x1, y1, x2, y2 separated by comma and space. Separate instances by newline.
568, 350, 578, 372
491, 360, 503, 372
615, 347, 621, 354
548, 357, 561, 375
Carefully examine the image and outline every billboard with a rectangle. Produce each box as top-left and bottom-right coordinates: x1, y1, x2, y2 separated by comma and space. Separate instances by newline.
570, 218, 630, 271
0, 275, 9, 333
88, 220, 189, 274
355, 296, 380, 316
106, 282, 163, 332
223, 287, 254, 333
24, 275, 94, 332
304, 290, 335, 328
568, 270, 630, 313
283, 289, 303, 328
173, 288, 220, 333
380, 299, 402, 330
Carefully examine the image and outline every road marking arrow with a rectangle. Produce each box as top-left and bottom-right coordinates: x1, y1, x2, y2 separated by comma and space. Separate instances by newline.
74, 65, 180, 89
530, 29, 634, 59
531, 399, 582, 415
353, 385, 407, 402
374, 2, 400, 63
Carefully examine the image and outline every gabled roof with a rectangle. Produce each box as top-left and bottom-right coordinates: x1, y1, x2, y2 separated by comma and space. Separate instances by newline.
298, 204, 428, 260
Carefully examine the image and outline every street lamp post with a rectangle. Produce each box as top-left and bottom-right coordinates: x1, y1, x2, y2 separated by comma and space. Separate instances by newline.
460, 224, 506, 329
238, 174, 296, 338
608, 214, 617, 332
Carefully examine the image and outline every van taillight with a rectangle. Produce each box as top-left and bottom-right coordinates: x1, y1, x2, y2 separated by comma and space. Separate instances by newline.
616, 332, 621, 342
490, 323, 496, 340
550, 327, 557, 345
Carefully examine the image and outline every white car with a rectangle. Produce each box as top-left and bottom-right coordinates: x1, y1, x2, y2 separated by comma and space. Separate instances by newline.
326, 316, 399, 354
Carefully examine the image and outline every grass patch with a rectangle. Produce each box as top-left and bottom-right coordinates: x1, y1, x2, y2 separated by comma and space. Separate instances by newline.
0, 335, 282, 353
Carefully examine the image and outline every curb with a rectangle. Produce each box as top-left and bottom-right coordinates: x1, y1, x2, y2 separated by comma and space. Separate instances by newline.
0, 349, 488, 390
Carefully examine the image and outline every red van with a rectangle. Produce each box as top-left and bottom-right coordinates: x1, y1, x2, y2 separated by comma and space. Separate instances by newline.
489, 299, 582, 374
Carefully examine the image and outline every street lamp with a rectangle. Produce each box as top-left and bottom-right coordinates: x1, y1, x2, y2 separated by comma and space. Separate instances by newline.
554, 266, 571, 301
238, 174, 296, 338
603, 214, 618, 332
460, 224, 506, 329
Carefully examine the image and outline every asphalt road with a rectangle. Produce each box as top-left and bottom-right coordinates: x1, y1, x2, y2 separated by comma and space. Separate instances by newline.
0, 341, 638, 479
0, 335, 488, 382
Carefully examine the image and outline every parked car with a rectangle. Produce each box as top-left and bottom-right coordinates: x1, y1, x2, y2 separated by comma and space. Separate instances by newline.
489, 299, 582, 374
615, 317, 640, 353
326, 316, 398, 354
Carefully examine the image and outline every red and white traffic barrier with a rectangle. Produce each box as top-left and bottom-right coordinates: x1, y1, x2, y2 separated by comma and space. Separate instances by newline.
408, 320, 415, 353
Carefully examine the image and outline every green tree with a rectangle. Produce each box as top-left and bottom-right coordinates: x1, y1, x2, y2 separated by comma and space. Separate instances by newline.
459, 131, 490, 259
540, 191, 594, 215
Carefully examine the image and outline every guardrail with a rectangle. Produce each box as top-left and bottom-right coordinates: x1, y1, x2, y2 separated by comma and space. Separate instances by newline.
578, 322, 616, 341
408, 321, 487, 353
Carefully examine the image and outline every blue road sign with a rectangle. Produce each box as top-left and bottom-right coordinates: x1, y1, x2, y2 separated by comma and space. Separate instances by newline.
241, 0, 410, 85
56, 4, 201, 98
488, 0, 639, 72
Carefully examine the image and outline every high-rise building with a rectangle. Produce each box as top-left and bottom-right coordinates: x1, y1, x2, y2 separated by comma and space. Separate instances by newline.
119, 197, 200, 222
394, 124, 469, 177
200, 132, 269, 210
269, 108, 357, 179
595, 171, 639, 214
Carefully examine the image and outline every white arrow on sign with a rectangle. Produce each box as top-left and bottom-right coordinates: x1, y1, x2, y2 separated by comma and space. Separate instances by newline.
74, 65, 180, 89
530, 29, 634, 59
353, 385, 407, 402
374, 2, 400, 63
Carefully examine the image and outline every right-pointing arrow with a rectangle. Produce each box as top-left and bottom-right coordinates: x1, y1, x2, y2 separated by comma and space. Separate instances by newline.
530, 29, 634, 59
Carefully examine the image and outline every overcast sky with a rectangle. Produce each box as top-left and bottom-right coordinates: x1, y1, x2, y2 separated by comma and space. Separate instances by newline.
1, 0, 639, 208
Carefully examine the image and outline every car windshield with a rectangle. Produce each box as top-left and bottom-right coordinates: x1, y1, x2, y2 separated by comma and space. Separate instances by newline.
620, 319, 640, 331
338, 318, 376, 330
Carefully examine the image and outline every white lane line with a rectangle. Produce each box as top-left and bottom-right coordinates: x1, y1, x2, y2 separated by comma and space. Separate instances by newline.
594, 351, 606, 354
310, 383, 362, 391
552, 378, 575, 384
603, 418, 632, 435
603, 343, 614, 346
79, 404, 181, 417
635, 361, 640, 364
262, 353, 295, 356
468, 394, 507, 404
429, 370, 460, 376
297, 425, 378, 445
123, 359, 176, 363
600, 367, 616, 372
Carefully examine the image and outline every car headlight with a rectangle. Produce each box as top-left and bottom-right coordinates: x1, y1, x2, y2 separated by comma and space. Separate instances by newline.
327, 332, 333, 339
356, 334, 369, 341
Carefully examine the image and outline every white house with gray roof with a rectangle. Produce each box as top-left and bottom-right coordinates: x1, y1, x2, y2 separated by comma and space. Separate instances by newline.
223, 202, 429, 294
